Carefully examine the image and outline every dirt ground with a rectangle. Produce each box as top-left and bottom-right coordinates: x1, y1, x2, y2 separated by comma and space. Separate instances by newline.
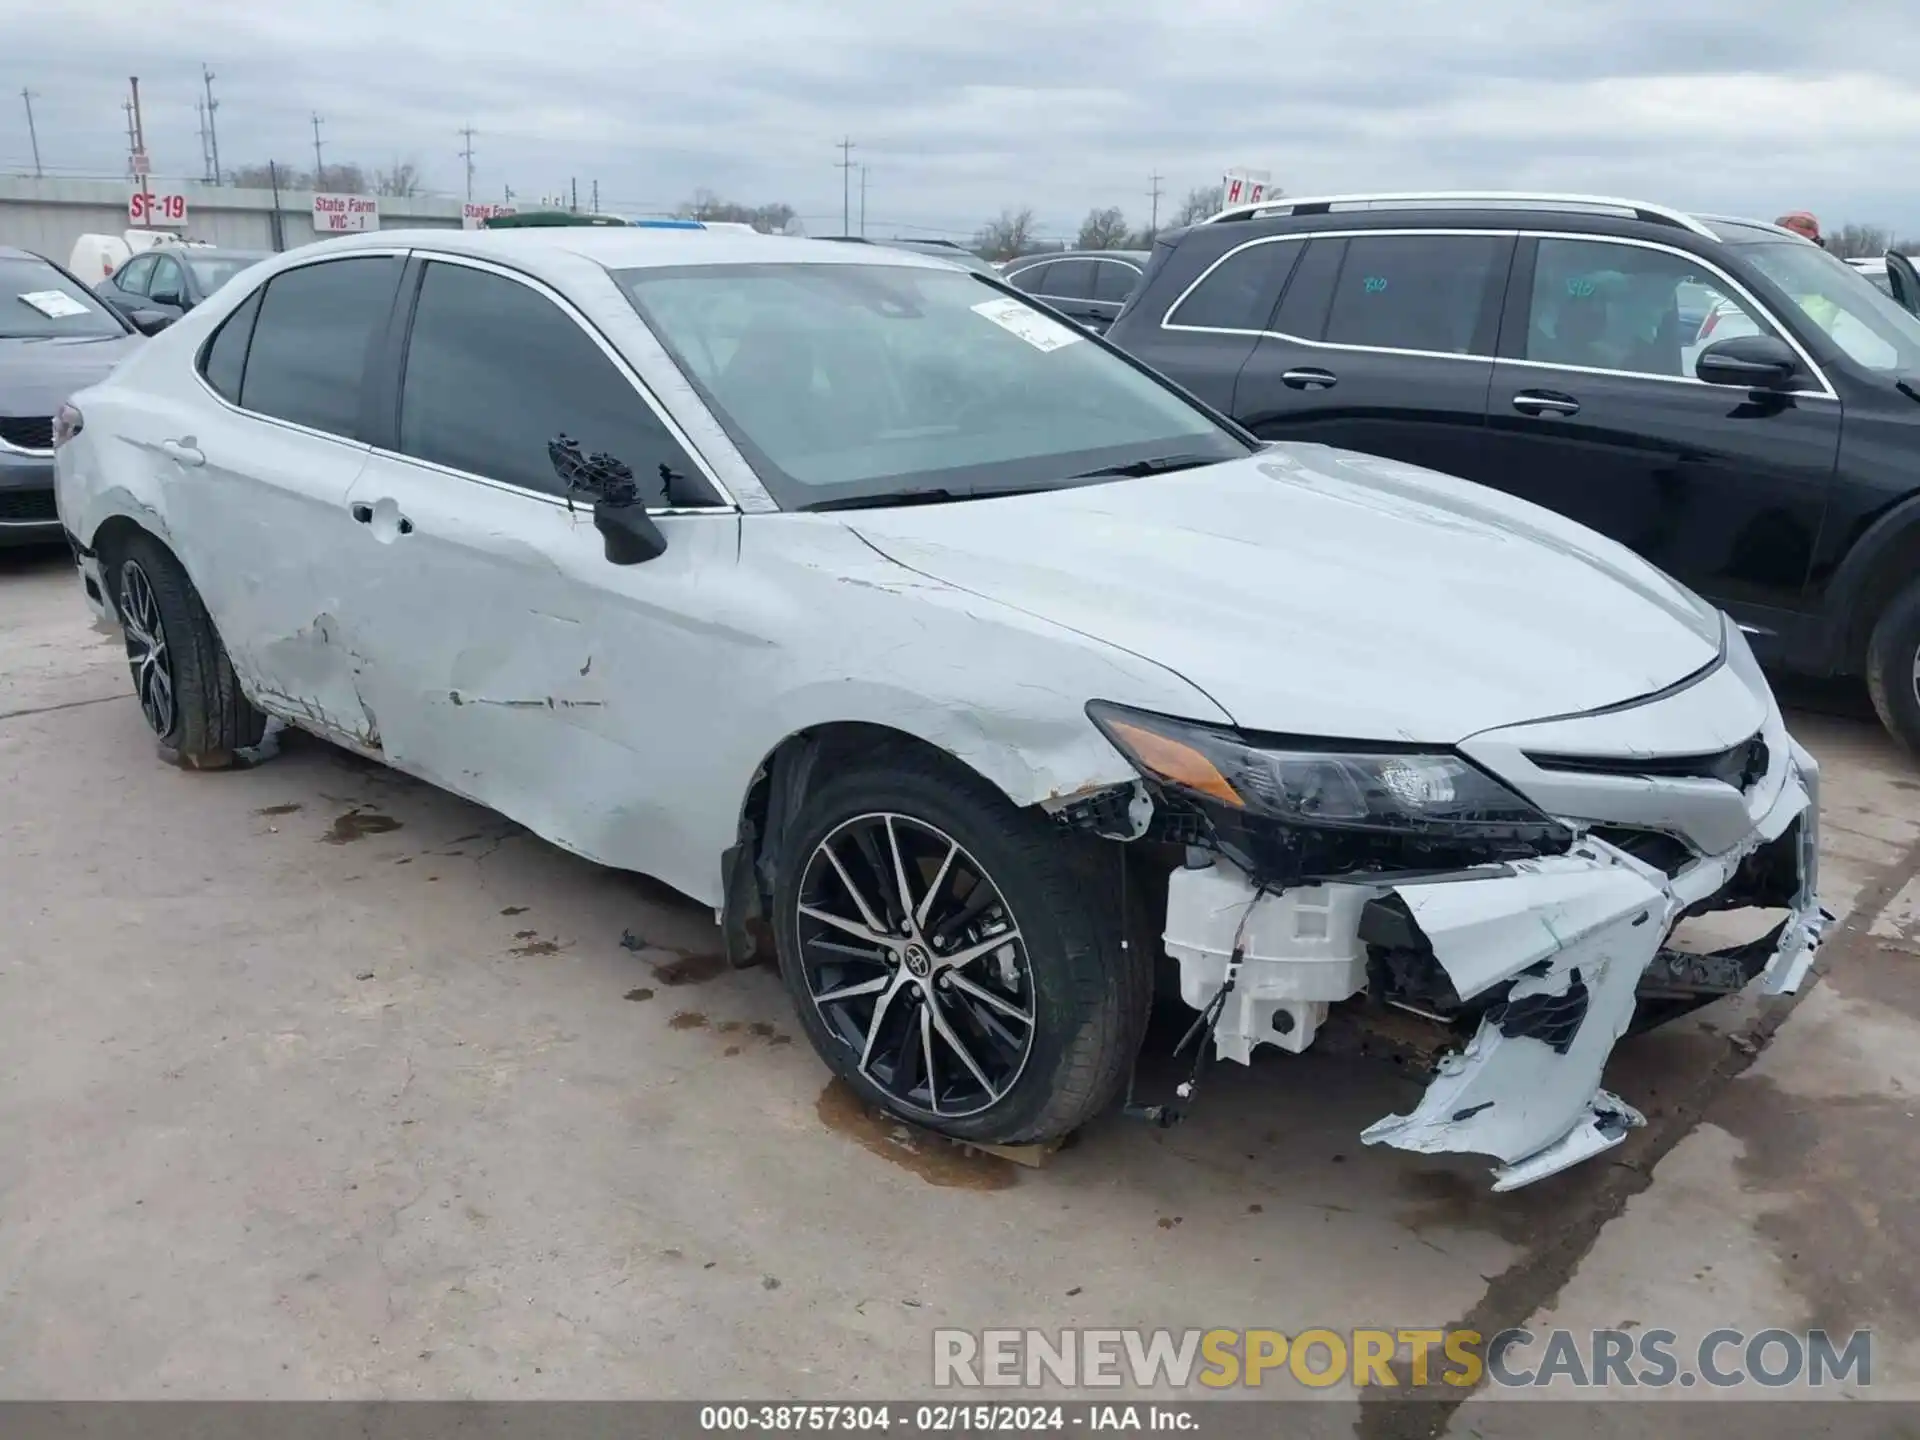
4, 545, 1918, 1428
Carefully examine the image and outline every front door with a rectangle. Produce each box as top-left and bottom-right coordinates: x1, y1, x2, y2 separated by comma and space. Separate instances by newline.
333, 256, 739, 878
1480, 235, 1840, 633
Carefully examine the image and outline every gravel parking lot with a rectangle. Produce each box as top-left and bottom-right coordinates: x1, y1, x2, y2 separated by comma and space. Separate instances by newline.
5, 543, 1920, 1424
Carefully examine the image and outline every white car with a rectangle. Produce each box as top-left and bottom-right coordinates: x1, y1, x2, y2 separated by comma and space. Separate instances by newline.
52, 227, 1827, 1190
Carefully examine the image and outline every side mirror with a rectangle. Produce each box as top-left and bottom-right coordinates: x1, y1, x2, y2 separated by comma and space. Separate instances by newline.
593, 500, 669, 565
1695, 334, 1799, 389
546, 435, 669, 566
130, 310, 176, 336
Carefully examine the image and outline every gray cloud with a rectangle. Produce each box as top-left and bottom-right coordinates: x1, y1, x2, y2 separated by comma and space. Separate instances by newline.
5, 0, 1918, 241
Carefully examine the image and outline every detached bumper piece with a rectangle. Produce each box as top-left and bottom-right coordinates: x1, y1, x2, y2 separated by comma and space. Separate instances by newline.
1159, 745, 1826, 1191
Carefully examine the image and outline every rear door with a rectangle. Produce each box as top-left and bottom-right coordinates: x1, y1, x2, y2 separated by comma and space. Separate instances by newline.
167, 253, 405, 742
1116, 235, 1303, 413
1480, 234, 1840, 626
1888, 252, 1919, 316
1024, 259, 1107, 330
332, 254, 739, 874
1232, 229, 1510, 482
1083, 257, 1143, 333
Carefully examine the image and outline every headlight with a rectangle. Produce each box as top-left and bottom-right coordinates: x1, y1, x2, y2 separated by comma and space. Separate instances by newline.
1087, 702, 1570, 867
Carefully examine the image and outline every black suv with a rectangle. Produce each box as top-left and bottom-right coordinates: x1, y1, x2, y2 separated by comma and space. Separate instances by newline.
1107, 192, 1920, 752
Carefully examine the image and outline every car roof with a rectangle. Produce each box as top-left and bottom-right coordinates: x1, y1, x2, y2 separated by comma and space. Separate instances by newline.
1010, 249, 1149, 264
0, 245, 50, 263
309, 226, 959, 276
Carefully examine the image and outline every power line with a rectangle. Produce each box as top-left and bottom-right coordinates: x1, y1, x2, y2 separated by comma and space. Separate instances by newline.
835, 136, 856, 236
458, 125, 477, 202
19, 89, 40, 178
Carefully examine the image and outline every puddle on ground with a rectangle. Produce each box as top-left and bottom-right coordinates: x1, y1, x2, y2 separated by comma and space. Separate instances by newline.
501, 906, 529, 916
509, 936, 563, 957
255, 802, 303, 816
670, 1011, 710, 1030
624, 987, 655, 1002
323, 808, 402, 844
814, 1078, 1017, 1190
654, 951, 729, 986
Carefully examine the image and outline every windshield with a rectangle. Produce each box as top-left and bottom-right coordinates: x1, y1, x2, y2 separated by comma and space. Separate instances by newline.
0, 257, 126, 340
616, 262, 1247, 509
187, 254, 267, 294
1744, 241, 1920, 374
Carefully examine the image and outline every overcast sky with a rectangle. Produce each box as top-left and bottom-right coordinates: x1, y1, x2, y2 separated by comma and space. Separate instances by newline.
6, 0, 1919, 241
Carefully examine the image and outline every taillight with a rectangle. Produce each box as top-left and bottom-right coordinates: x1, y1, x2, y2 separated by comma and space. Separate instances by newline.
52, 402, 83, 448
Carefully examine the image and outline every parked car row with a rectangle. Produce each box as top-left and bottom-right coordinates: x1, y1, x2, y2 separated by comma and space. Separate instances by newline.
45, 207, 1837, 1193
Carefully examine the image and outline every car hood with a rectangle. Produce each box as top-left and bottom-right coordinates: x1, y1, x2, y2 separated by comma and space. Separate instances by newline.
846, 443, 1724, 742
0, 332, 144, 416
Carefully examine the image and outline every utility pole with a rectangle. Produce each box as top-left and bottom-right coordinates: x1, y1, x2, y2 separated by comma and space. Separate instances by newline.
19, 89, 41, 178
128, 76, 148, 174
202, 66, 222, 184
590, 178, 598, 213
835, 137, 856, 235
458, 126, 477, 202
859, 165, 868, 236
123, 101, 138, 177
310, 113, 325, 186
570, 176, 578, 213
195, 100, 211, 183
1147, 172, 1164, 235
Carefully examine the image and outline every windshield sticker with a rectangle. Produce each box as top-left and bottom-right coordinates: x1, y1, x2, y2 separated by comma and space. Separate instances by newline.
18, 290, 90, 320
971, 297, 1082, 352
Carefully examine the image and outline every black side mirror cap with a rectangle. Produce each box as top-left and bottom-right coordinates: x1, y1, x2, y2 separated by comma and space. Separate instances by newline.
593, 500, 668, 565
1695, 334, 1800, 389
130, 310, 176, 336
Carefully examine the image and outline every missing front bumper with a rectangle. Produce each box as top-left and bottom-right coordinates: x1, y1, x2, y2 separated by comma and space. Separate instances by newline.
1158, 744, 1827, 1190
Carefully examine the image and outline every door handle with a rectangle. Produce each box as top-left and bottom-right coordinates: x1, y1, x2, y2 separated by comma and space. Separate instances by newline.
1282, 368, 1338, 390
159, 438, 204, 466
350, 502, 373, 523
1512, 390, 1581, 417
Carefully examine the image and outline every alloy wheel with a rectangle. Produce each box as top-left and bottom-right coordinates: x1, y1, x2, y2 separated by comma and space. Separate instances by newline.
796, 812, 1035, 1118
1912, 641, 1920, 711
118, 559, 176, 738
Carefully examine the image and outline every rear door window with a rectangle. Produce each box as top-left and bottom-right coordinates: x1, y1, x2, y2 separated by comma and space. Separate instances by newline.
1005, 262, 1052, 295
1322, 234, 1507, 356
239, 256, 403, 437
397, 260, 711, 503
1168, 238, 1304, 331
1041, 260, 1098, 300
1091, 260, 1143, 303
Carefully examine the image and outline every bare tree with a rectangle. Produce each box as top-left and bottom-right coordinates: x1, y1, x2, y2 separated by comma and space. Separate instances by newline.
1893, 237, 1920, 255
229, 160, 369, 194
972, 207, 1037, 261
1076, 206, 1131, 250
1828, 222, 1892, 260
1175, 184, 1226, 226
674, 191, 798, 232
374, 161, 423, 197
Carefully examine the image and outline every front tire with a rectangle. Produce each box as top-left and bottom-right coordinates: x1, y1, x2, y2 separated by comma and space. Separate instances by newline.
1866, 577, 1920, 758
104, 531, 266, 764
772, 748, 1149, 1145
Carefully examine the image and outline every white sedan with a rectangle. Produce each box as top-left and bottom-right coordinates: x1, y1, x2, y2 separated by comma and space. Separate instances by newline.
52, 227, 1826, 1189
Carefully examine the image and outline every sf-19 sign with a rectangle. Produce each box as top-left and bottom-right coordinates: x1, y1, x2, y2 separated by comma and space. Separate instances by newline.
128, 191, 188, 225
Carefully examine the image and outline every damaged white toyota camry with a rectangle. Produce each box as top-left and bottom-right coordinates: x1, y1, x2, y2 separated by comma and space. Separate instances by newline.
53, 227, 1828, 1189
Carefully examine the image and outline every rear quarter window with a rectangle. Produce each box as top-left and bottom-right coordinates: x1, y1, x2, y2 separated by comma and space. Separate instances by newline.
238, 257, 403, 437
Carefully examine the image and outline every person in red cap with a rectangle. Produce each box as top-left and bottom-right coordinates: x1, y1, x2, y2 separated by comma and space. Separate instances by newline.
1776, 211, 1826, 247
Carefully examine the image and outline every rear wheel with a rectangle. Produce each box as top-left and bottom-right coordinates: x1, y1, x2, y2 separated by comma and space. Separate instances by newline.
1866, 577, 1920, 758
772, 749, 1148, 1145
103, 531, 266, 764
